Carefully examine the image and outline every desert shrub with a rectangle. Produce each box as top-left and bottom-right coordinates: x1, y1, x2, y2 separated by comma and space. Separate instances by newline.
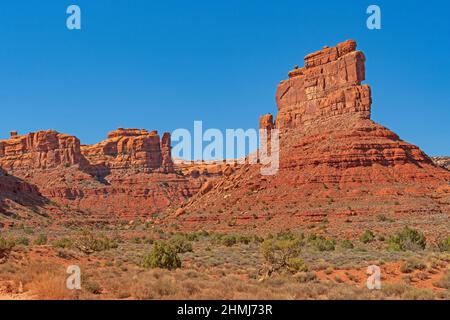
131, 237, 142, 244
84, 281, 102, 294
294, 271, 317, 283
287, 258, 308, 272
0, 237, 15, 260
276, 231, 297, 241
360, 230, 375, 244
400, 259, 426, 273
437, 235, 450, 252
76, 230, 119, 254
14, 236, 30, 246
142, 241, 181, 270
52, 238, 74, 249
220, 235, 237, 247
169, 234, 193, 254
308, 235, 335, 251
261, 238, 303, 275
236, 235, 252, 245
433, 271, 450, 290
340, 239, 354, 249
35, 234, 48, 246
388, 227, 426, 251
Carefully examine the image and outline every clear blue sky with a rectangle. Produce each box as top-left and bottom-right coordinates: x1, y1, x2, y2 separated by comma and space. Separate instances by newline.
0, 0, 449, 156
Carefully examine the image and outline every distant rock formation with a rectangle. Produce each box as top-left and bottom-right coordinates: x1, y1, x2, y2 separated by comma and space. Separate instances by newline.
81, 128, 174, 173
0, 130, 83, 171
0, 129, 200, 221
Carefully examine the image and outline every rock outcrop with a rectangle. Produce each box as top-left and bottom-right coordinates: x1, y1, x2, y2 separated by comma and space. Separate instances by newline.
81, 128, 174, 173
276, 40, 370, 129
0, 129, 201, 221
432, 157, 450, 171
176, 40, 450, 234
0, 130, 83, 171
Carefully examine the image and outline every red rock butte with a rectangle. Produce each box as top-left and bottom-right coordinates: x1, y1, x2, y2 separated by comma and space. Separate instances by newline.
176, 40, 450, 234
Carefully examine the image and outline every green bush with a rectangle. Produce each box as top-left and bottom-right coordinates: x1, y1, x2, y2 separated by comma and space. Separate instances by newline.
261, 238, 303, 274
35, 234, 48, 245
0, 237, 15, 259
76, 230, 119, 254
142, 241, 181, 270
221, 235, 237, 247
168, 234, 193, 254
437, 235, 450, 252
308, 235, 335, 251
388, 227, 426, 251
360, 230, 375, 244
14, 236, 30, 246
340, 239, 354, 249
287, 257, 308, 272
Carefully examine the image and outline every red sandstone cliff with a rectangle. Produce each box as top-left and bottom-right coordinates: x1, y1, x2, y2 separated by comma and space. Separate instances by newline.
0, 129, 203, 222
175, 40, 450, 233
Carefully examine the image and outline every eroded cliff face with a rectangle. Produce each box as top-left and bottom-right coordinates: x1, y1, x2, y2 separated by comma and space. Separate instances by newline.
275, 40, 370, 129
0, 130, 84, 171
0, 129, 202, 221
81, 128, 174, 173
176, 40, 450, 234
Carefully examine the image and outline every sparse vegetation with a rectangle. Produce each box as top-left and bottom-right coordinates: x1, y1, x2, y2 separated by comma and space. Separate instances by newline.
0, 237, 15, 261
35, 234, 48, 246
400, 259, 426, 274
388, 227, 426, 251
340, 239, 354, 249
168, 234, 193, 254
260, 237, 304, 275
76, 230, 119, 254
437, 235, 450, 252
308, 235, 335, 251
360, 230, 375, 244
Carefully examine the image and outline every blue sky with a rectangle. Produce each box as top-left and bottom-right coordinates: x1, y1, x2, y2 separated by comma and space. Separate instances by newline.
0, 0, 449, 156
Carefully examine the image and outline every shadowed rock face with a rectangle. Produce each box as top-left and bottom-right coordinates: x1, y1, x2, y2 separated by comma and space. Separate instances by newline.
177, 40, 450, 233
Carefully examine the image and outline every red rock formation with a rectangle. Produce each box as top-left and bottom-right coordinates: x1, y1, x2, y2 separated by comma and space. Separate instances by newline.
81, 128, 173, 172
276, 40, 370, 129
0, 128, 199, 221
175, 40, 450, 233
0, 130, 83, 171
